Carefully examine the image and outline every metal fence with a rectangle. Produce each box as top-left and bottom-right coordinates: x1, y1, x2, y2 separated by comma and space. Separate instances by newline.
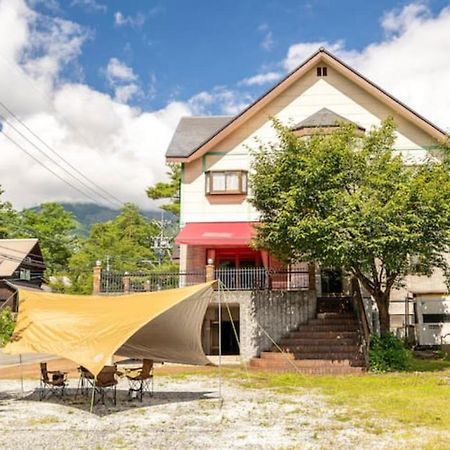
100, 267, 309, 293
100, 270, 206, 293
215, 268, 309, 291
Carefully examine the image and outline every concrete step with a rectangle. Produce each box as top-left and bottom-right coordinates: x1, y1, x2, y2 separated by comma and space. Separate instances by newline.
250, 357, 358, 368
249, 358, 365, 373
316, 312, 355, 320
292, 351, 364, 361
279, 337, 359, 347
294, 324, 358, 332
277, 344, 361, 354
260, 351, 295, 360
308, 318, 358, 326
289, 330, 359, 339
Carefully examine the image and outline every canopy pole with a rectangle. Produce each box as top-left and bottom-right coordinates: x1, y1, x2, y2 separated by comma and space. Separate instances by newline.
89, 378, 96, 413
218, 281, 223, 403
19, 354, 24, 398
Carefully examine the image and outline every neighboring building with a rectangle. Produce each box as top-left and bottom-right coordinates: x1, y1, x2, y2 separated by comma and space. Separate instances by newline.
0, 239, 46, 311
159, 47, 450, 368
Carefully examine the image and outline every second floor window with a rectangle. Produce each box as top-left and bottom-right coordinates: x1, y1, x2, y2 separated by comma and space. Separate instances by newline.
206, 171, 248, 195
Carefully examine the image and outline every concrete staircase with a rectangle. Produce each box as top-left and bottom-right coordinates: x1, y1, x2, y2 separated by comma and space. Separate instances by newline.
249, 296, 367, 374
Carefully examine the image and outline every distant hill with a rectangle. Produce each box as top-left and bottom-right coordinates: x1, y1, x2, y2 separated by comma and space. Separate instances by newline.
29, 203, 173, 237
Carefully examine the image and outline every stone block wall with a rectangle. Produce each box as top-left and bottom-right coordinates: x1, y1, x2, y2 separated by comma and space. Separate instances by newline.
211, 289, 317, 361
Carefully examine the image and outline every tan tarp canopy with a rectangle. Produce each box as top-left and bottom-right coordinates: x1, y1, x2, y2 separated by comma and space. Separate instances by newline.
3, 282, 214, 376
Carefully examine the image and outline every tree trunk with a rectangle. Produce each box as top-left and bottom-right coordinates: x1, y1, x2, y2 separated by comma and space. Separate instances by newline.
375, 294, 391, 336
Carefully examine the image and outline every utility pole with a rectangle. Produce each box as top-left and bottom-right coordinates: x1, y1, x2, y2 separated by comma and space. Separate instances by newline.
152, 211, 172, 267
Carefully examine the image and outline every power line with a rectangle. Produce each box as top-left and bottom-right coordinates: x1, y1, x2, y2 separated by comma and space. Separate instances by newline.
1, 131, 102, 204
0, 111, 122, 208
0, 243, 46, 265
0, 252, 46, 270
1, 218, 79, 250
0, 102, 124, 206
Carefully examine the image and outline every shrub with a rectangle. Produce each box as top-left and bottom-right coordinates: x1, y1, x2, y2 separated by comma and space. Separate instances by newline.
369, 333, 412, 372
0, 307, 15, 347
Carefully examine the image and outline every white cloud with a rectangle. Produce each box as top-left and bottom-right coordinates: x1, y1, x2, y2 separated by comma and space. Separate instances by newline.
261, 30, 274, 51
258, 23, 275, 52
0, 0, 191, 210
104, 57, 140, 103
240, 71, 282, 86
106, 58, 137, 83
188, 86, 252, 115
282, 3, 450, 130
114, 11, 146, 28
70, 0, 106, 13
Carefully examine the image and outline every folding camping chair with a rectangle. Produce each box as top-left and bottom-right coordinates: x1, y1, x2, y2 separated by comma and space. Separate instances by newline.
93, 365, 118, 406
75, 366, 95, 398
39, 362, 68, 401
126, 359, 154, 401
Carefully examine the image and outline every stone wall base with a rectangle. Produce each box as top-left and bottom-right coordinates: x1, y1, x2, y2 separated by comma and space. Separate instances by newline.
209, 290, 317, 361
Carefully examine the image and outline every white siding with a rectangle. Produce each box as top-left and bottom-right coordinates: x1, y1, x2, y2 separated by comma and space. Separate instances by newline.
180, 64, 436, 226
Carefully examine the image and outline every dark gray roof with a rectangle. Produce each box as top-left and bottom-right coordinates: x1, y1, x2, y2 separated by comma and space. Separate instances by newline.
292, 108, 365, 131
166, 116, 234, 158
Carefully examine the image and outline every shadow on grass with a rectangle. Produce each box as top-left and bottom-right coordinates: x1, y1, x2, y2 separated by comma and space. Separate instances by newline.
13, 388, 215, 417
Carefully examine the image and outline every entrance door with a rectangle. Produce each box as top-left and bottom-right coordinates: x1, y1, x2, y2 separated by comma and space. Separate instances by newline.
321, 268, 343, 295
207, 305, 240, 355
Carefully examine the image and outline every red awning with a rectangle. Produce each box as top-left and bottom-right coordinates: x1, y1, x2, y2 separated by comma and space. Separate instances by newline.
175, 222, 257, 246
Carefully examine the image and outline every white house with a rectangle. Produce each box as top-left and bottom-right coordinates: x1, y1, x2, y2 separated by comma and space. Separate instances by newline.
165, 48, 449, 368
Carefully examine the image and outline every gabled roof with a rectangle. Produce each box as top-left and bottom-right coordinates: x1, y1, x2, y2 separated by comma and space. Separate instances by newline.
167, 48, 447, 163
0, 239, 42, 277
292, 108, 365, 131
166, 116, 233, 158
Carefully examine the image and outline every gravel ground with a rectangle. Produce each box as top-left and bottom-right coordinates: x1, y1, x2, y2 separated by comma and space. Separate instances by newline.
0, 376, 432, 449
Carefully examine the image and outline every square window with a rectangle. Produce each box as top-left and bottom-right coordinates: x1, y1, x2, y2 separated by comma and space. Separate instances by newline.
206, 171, 248, 194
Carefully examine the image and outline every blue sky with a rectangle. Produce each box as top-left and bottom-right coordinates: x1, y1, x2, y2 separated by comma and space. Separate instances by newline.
33, 0, 448, 111
1, 0, 450, 208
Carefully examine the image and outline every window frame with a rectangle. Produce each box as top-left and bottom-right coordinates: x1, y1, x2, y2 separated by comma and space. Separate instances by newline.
205, 170, 248, 195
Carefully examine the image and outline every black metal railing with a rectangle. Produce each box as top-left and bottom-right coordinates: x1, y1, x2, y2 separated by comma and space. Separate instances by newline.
100, 270, 206, 294
215, 268, 309, 291
100, 267, 309, 293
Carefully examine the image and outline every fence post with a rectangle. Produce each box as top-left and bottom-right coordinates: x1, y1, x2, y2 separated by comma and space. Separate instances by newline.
92, 261, 102, 294
123, 274, 130, 294
206, 263, 215, 282
308, 262, 316, 292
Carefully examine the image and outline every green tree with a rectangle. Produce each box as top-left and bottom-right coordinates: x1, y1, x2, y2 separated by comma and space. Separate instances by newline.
0, 307, 15, 347
147, 164, 181, 216
250, 118, 450, 335
68, 203, 160, 293
19, 203, 78, 274
0, 187, 19, 239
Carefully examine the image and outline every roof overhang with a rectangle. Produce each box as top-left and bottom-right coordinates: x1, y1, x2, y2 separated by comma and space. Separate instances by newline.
167, 48, 448, 163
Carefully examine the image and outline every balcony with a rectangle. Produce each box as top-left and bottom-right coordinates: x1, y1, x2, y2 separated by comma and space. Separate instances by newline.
99, 267, 309, 294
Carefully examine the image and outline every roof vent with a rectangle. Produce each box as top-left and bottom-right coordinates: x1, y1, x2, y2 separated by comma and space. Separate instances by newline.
316, 66, 328, 77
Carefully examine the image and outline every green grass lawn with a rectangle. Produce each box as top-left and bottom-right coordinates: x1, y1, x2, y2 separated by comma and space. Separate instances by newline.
250, 359, 450, 425
161, 358, 450, 447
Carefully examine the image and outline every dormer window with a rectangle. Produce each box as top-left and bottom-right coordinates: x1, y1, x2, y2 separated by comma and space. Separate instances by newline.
206, 171, 247, 195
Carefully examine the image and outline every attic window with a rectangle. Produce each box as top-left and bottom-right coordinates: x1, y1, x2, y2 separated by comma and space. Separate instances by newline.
316, 66, 327, 77
205, 171, 247, 195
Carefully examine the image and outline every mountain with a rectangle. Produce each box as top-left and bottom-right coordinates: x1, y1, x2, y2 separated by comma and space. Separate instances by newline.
29, 203, 173, 237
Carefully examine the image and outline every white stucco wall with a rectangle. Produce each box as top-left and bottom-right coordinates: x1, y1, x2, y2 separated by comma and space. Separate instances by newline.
180, 63, 435, 226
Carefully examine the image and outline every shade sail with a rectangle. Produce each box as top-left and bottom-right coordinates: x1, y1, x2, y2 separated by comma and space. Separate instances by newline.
176, 222, 257, 246
3, 282, 214, 376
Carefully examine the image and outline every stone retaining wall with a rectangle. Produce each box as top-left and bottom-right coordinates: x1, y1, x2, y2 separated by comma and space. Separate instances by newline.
211, 289, 317, 361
